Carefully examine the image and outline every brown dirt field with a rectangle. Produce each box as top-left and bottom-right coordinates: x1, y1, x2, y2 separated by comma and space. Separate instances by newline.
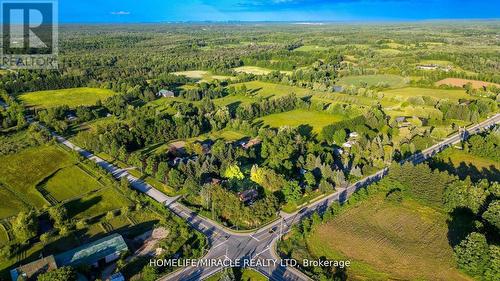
436, 78, 500, 89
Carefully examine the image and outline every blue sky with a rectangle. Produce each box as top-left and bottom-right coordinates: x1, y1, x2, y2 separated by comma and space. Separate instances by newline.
59, 0, 499, 23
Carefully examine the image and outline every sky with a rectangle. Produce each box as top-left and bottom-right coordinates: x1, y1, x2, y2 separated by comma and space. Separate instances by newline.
58, 0, 499, 23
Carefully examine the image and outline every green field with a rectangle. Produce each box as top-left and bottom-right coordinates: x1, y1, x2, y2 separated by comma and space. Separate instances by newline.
43, 165, 103, 203
294, 45, 330, 52
0, 145, 75, 209
234, 66, 291, 75
306, 195, 471, 281
212, 81, 314, 107
232, 81, 313, 98
338, 74, 407, 88
376, 48, 402, 55
173, 70, 233, 82
0, 186, 27, 219
20, 87, 116, 108
206, 269, 268, 281
382, 87, 470, 101
256, 109, 345, 133
65, 187, 131, 219
436, 148, 498, 170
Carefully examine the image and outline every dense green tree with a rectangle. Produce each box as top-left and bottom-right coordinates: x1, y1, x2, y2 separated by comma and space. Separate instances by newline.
37, 266, 76, 281
12, 211, 38, 242
454, 232, 490, 277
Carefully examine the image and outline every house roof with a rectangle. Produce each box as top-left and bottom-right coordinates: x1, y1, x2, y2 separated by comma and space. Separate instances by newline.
158, 89, 174, 96
10, 255, 58, 281
55, 234, 128, 267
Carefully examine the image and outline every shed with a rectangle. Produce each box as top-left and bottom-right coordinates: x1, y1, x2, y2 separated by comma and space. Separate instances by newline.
55, 233, 128, 267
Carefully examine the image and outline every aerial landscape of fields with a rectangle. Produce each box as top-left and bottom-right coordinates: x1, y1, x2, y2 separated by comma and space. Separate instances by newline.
0, 0, 498, 280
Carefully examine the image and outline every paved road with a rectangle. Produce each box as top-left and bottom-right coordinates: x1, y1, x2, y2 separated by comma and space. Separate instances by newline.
55, 135, 178, 206
52, 114, 500, 281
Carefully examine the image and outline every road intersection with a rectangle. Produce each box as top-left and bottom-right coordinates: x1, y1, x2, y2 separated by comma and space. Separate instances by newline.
53, 114, 500, 281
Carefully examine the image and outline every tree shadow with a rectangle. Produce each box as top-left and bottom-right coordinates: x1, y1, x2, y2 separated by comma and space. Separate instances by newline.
297, 124, 313, 138
226, 101, 242, 116
447, 207, 476, 247
429, 158, 500, 183
65, 195, 103, 219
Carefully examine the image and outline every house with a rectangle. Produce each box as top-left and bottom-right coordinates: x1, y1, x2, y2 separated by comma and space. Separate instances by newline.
238, 189, 259, 204
10, 255, 58, 281
157, 89, 175, 98
416, 64, 438, 70
242, 138, 261, 150
10, 234, 128, 281
168, 141, 186, 156
342, 140, 356, 148
349, 132, 359, 138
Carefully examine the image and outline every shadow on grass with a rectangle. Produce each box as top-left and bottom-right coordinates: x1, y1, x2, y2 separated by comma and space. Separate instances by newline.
429, 158, 499, 183
64, 195, 103, 219
447, 207, 476, 248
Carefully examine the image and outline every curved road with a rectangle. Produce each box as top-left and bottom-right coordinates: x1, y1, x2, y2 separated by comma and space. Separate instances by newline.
53, 114, 500, 281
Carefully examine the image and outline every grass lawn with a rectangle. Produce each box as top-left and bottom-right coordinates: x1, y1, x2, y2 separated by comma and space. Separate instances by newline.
43, 165, 104, 203
64, 187, 131, 220
306, 195, 471, 281
256, 109, 345, 134
338, 74, 407, 88
437, 148, 499, 170
19, 87, 116, 108
205, 269, 268, 281
0, 145, 75, 209
173, 70, 233, 82
234, 66, 291, 75
232, 81, 313, 98
385, 105, 443, 119
0, 186, 27, 219
382, 87, 470, 101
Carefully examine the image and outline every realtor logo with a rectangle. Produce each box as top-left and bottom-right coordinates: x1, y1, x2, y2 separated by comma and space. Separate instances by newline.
1, 0, 58, 69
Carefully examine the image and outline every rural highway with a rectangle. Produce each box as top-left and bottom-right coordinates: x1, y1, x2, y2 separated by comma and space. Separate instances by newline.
51, 114, 500, 281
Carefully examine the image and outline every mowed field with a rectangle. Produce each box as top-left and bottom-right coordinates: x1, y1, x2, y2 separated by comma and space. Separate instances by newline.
0, 186, 27, 219
213, 81, 314, 107
19, 87, 116, 108
233, 81, 313, 98
43, 165, 103, 203
172, 70, 233, 82
306, 195, 472, 281
256, 109, 345, 133
437, 148, 499, 170
234, 66, 291, 75
436, 78, 500, 89
382, 87, 470, 101
337, 74, 407, 88
0, 145, 75, 209
64, 187, 131, 220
